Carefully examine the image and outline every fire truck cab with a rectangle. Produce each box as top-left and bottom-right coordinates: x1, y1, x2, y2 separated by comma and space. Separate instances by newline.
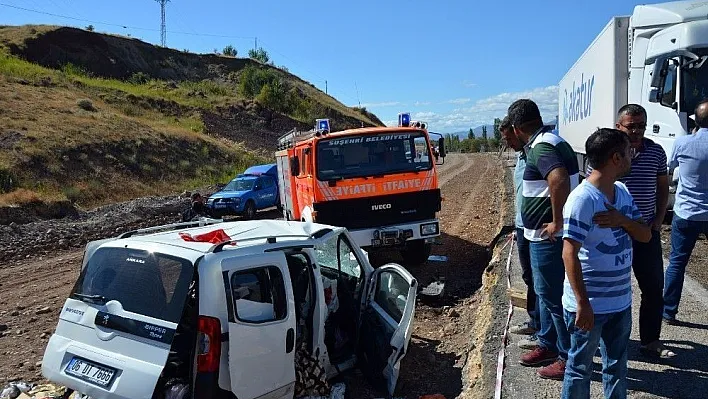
275, 113, 445, 265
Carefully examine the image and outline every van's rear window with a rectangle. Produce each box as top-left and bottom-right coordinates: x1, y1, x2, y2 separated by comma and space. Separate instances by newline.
70, 247, 194, 323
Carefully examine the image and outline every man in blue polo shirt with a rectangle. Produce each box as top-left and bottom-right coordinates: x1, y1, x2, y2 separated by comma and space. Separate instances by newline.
562, 128, 652, 398
663, 99, 708, 324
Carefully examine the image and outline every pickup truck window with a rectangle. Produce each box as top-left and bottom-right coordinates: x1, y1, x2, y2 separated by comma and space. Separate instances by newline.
374, 271, 409, 323
231, 266, 287, 323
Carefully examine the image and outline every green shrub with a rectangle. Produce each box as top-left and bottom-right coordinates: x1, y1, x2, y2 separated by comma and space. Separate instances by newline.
61, 63, 89, 77
237, 65, 283, 98
128, 72, 150, 85
77, 99, 96, 111
0, 168, 18, 193
62, 185, 82, 203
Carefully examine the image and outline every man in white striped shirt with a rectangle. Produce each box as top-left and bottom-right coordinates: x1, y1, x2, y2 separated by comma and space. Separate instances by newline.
586, 104, 673, 359
562, 128, 652, 398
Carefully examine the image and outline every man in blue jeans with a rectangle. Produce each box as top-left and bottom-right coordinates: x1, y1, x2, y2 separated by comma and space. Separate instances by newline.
562, 128, 652, 398
509, 99, 579, 380
664, 99, 708, 324
501, 116, 541, 348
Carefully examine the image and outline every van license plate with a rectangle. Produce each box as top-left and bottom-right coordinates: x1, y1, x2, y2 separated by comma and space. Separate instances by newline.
65, 357, 116, 387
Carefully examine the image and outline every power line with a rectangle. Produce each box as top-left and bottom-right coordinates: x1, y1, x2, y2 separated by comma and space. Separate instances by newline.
0, 3, 256, 39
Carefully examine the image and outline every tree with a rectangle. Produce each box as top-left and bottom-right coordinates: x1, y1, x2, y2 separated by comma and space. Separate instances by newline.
86, 25, 95, 32
468, 128, 475, 140
493, 118, 502, 141
482, 126, 488, 140
249, 47, 271, 64
222, 45, 238, 57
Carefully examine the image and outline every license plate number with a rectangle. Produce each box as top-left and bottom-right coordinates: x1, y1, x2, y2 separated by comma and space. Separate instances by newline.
65, 357, 116, 387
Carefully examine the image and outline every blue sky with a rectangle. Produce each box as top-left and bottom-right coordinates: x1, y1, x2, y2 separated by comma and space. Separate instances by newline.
1, 0, 667, 133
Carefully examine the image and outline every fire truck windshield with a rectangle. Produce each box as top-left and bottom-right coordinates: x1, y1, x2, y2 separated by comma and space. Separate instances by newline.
316, 131, 433, 181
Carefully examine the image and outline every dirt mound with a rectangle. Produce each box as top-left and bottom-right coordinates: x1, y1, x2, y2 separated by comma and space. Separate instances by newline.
4, 26, 246, 82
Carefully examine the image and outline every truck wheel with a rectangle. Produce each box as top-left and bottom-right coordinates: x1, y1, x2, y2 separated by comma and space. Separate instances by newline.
401, 240, 432, 266
243, 200, 256, 220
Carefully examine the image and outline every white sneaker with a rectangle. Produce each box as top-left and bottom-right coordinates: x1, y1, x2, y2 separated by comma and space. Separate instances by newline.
518, 334, 540, 350
510, 321, 537, 335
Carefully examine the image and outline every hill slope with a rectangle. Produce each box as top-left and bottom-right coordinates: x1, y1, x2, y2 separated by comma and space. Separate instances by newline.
0, 25, 382, 213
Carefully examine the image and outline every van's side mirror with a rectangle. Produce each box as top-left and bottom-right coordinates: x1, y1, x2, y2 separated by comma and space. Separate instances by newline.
438, 138, 446, 158
290, 157, 300, 176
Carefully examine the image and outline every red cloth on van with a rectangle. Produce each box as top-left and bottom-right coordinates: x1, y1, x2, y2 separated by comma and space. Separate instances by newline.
179, 229, 233, 244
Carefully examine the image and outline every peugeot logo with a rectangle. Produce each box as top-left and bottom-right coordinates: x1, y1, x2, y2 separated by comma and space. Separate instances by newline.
372, 204, 392, 211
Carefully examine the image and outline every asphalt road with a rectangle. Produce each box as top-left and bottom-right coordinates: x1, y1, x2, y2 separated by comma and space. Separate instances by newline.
501, 238, 708, 398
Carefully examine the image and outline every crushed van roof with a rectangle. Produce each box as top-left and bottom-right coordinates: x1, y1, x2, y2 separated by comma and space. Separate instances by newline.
111, 219, 337, 253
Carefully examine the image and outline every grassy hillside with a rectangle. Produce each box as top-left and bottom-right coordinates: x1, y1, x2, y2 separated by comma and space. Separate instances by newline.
0, 25, 383, 210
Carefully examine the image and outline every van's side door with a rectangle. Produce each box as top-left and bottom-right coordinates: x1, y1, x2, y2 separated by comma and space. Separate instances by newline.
221, 252, 297, 399
359, 264, 417, 396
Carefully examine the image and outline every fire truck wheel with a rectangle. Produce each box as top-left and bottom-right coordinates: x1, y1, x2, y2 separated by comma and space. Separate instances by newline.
243, 200, 256, 220
401, 240, 432, 266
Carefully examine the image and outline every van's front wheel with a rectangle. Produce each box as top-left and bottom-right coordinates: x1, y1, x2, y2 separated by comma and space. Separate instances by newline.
400, 240, 432, 266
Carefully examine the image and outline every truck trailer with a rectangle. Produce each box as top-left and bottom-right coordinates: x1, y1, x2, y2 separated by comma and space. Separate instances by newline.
557, 0, 708, 206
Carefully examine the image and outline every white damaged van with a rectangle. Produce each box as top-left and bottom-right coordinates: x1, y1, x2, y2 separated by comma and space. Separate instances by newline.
41, 219, 417, 399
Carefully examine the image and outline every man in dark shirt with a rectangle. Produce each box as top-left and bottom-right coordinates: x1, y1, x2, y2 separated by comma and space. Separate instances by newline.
586, 104, 673, 359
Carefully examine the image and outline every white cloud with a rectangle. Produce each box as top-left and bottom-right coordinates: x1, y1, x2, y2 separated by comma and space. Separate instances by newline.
359, 101, 401, 108
415, 101, 431, 106
446, 98, 471, 105
462, 80, 478, 88
408, 85, 559, 132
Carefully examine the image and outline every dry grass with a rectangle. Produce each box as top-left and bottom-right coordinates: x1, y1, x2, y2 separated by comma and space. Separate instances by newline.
0, 188, 41, 206
0, 25, 381, 207
0, 25, 55, 51
0, 74, 267, 207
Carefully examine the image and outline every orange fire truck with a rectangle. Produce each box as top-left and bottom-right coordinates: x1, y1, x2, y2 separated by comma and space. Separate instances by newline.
274, 113, 445, 265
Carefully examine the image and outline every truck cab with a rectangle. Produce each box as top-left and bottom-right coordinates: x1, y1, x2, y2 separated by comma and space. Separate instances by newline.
41, 219, 417, 399
275, 115, 446, 265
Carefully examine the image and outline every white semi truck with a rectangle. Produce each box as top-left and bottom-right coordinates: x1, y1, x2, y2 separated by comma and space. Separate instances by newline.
557, 0, 708, 206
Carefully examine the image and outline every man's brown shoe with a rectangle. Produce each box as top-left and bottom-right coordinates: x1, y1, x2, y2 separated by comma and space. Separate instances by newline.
519, 346, 558, 367
537, 359, 566, 380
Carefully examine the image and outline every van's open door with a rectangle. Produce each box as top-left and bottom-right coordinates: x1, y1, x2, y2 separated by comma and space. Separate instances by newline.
358, 264, 417, 396
221, 252, 297, 399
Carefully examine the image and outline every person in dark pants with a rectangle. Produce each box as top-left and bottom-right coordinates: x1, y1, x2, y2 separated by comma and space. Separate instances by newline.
586, 104, 673, 358
664, 99, 708, 324
501, 116, 541, 348
510, 99, 579, 380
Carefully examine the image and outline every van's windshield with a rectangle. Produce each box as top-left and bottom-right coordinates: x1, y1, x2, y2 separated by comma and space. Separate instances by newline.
70, 247, 194, 323
316, 131, 432, 181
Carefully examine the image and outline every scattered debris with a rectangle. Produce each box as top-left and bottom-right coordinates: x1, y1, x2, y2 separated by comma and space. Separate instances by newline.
420, 279, 446, 299
298, 382, 346, 399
